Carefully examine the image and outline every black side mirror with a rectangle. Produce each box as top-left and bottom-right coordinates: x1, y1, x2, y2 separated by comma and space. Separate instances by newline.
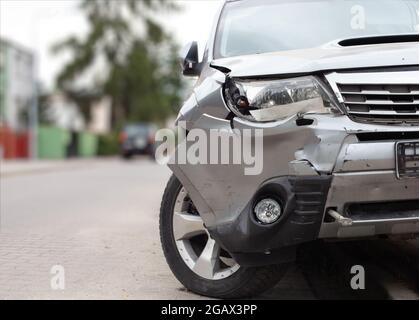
180, 41, 201, 77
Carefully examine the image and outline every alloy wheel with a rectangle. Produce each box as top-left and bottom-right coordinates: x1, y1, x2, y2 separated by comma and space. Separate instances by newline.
172, 188, 240, 280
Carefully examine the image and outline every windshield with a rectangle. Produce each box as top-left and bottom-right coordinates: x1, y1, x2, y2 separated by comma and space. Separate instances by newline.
214, 0, 419, 58
125, 125, 149, 137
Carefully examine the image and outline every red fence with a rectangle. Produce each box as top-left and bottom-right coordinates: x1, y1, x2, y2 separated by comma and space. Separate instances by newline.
0, 126, 29, 159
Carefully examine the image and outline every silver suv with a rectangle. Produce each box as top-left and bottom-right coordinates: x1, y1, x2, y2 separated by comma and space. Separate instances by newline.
160, 0, 419, 298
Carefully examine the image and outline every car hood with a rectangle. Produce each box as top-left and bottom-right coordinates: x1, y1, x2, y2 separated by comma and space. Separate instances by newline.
211, 42, 419, 78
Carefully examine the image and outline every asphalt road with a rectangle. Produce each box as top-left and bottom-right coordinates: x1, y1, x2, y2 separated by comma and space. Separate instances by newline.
0, 158, 418, 299
0, 158, 313, 299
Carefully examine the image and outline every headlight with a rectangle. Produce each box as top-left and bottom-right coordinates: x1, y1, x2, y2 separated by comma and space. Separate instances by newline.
224, 76, 341, 122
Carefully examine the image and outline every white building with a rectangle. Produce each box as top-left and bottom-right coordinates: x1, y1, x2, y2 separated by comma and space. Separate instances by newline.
0, 38, 35, 132
44, 93, 85, 132
44, 93, 112, 135
88, 97, 112, 134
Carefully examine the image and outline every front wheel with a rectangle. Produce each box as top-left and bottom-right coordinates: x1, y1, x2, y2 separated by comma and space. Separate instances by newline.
159, 175, 288, 299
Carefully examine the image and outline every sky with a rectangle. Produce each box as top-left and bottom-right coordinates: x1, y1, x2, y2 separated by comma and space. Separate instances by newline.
0, 0, 223, 90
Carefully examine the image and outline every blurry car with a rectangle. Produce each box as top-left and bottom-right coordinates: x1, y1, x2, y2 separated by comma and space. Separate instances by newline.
119, 123, 156, 159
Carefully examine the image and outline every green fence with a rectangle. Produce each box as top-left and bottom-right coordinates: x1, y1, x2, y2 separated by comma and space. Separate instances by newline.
77, 132, 98, 157
37, 126, 98, 159
37, 126, 70, 159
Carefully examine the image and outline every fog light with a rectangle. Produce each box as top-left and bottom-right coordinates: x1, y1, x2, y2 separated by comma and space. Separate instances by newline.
254, 198, 282, 224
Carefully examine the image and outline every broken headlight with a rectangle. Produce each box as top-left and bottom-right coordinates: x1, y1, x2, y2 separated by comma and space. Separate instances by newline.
224, 76, 341, 122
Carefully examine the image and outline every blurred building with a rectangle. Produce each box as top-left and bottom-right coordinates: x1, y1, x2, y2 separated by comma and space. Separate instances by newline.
45, 93, 85, 132
0, 38, 35, 159
88, 97, 112, 135
44, 92, 111, 134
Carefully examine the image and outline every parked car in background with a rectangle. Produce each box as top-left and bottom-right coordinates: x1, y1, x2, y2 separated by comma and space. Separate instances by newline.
119, 123, 156, 159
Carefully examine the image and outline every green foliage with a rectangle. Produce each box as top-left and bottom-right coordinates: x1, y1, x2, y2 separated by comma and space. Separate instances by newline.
97, 132, 119, 156
52, 0, 184, 128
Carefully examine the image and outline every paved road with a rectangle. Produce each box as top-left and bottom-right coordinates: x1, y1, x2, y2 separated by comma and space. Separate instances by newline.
0, 158, 314, 299
0, 159, 417, 299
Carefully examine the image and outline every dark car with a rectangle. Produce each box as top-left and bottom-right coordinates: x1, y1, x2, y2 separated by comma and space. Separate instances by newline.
119, 123, 156, 159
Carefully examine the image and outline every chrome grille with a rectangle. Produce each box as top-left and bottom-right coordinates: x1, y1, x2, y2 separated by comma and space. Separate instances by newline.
326, 71, 419, 125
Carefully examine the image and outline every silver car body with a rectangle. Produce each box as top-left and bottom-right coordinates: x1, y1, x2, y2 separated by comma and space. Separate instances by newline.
169, 0, 419, 263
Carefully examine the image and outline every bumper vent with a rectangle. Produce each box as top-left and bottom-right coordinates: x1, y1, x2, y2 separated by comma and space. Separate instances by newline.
347, 200, 419, 221
289, 176, 332, 225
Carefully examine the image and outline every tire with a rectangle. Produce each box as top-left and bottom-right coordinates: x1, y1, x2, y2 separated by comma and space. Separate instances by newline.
122, 152, 133, 160
159, 174, 288, 299
147, 145, 156, 161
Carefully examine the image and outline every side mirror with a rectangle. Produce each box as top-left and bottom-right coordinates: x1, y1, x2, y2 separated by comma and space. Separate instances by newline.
180, 41, 201, 77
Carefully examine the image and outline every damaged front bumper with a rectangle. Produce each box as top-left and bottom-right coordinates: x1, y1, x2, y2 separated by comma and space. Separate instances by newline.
170, 112, 419, 266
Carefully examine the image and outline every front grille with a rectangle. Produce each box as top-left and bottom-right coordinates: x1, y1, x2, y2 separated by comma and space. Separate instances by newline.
340, 83, 419, 114
326, 70, 419, 125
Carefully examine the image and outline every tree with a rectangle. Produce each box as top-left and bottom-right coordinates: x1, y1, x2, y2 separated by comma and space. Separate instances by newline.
52, 0, 184, 128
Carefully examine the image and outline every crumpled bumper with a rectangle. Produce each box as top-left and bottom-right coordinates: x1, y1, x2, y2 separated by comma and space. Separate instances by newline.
319, 126, 419, 239
169, 113, 419, 265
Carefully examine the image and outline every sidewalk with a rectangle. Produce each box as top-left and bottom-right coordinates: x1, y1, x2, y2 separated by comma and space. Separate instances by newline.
0, 158, 112, 177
